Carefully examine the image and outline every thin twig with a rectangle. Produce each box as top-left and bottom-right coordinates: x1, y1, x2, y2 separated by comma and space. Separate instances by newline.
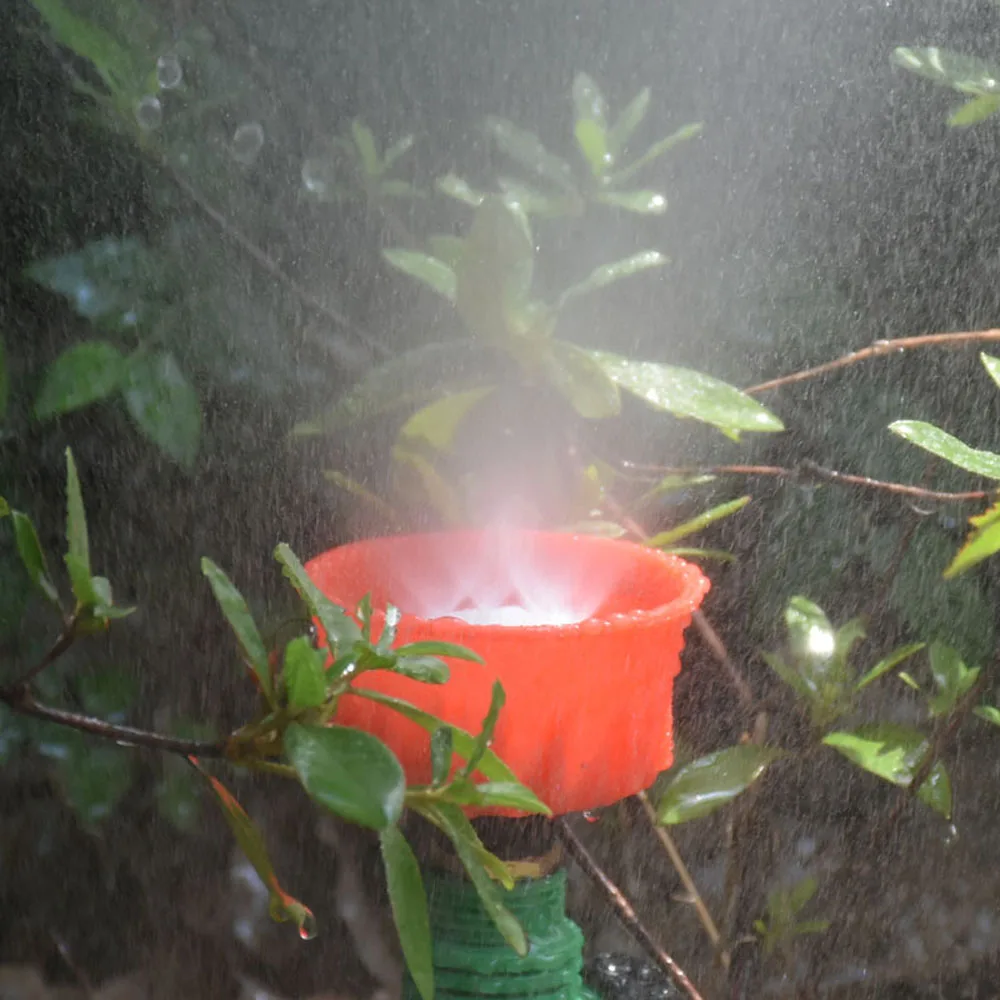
0, 616, 77, 698
625, 461, 991, 504
0, 687, 225, 758
692, 611, 756, 710
637, 791, 728, 968
555, 818, 708, 1000
745, 327, 1000, 395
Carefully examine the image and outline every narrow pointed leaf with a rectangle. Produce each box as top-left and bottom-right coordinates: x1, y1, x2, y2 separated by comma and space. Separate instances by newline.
397, 387, 494, 454
558, 251, 667, 310
461, 680, 505, 780
647, 496, 750, 548
891, 47, 1000, 96
945, 500, 1000, 578
575, 119, 610, 178
949, 94, 1000, 126
856, 642, 926, 691
383, 249, 456, 303
351, 120, 381, 176
610, 123, 703, 186
608, 87, 651, 156
286, 723, 405, 830
436, 173, 486, 206
64, 448, 90, 583
889, 421, 1000, 479
10, 511, 60, 606
595, 190, 667, 214
392, 656, 450, 684
443, 780, 551, 815
974, 705, 1000, 727
430, 726, 453, 785
395, 640, 485, 664
484, 116, 578, 193
383, 134, 415, 170
981, 353, 1000, 390
34, 341, 125, 420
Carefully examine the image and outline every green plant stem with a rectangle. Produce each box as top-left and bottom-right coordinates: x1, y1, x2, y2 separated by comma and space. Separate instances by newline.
745, 326, 1000, 395
0, 686, 225, 758
555, 818, 707, 1000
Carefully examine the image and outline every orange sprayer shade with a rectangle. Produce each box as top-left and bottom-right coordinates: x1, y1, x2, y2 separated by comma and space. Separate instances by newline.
305, 530, 709, 817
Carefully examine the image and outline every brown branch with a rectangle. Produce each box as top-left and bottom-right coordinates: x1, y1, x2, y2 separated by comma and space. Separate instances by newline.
745, 327, 1000, 395
0, 616, 77, 699
555, 818, 708, 1000
627, 461, 990, 503
0, 687, 225, 758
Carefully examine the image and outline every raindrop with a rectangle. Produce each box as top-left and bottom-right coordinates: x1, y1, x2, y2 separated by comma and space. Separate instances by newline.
231, 122, 265, 165
944, 823, 959, 846
301, 156, 336, 198
135, 95, 163, 131
156, 53, 183, 90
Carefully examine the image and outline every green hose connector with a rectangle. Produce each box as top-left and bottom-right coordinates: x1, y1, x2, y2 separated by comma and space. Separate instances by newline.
403, 869, 599, 1000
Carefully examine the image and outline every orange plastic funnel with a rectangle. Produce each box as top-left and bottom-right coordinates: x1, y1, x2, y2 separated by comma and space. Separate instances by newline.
305, 530, 709, 816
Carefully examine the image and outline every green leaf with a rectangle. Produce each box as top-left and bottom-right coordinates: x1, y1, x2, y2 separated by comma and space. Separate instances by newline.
351, 119, 381, 176
981, 352, 1000, 390
944, 500, 1000, 578
659, 547, 735, 563
587, 350, 784, 436
122, 352, 201, 469
322, 471, 403, 529
10, 511, 60, 606
64, 447, 90, 589
283, 636, 328, 710
572, 72, 608, 129
194, 763, 316, 939
455, 197, 536, 343
974, 704, 1000, 727
418, 801, 526, 953
607, 87, 651, 157
78, 667, 137, 722
383, 249, 457, 303
274, 543, 363, 650
34, 341, 125, 420
397, 387, 495, 454
380, 826, 434, 1000
395, 640, 485, 664
823, 724, 952, 818
610, 123, 703, 186
498, 177, 575, 218
656, 744, 785, 825
349, 689, 519, 782
484, 116, 578, 194
948, 94, 1000, 126
889, 420, 1000, 480
557, 251, 667, 310
892, 47, 1000, 97
200, 558, 272, 703
927, 642, 980, 717
430, 726, 453, 785
856, 642, 926, 691
155, 757, 203, 833
543, 341, 622, 419
436, 173, 486, 207
575, 120, 610, 178
461, 680, 505, 780
595, 190, 668, 215
442, 780, 551, 815
426, 234, 467, 269
286, 723, 405, 830
646, 496, 750, 548
383, 134, 416, 170
54, 741, 135, 828
392, 656, 450, 684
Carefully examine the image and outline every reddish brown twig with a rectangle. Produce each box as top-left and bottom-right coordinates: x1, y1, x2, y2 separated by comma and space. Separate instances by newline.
745, 328, 1000, 395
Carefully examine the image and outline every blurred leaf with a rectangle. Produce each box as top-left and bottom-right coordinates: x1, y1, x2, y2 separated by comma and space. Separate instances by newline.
391, 448, 465, 525
398, 387, 495, 453
78, 667, 137, 723
426, 234, 467, 269
378, 604, 403, 652
543, 341, 622, 419
610, 123, 703, 186
575, 120, 609, 178
392, 656, 450, 684
823, 724, 952, 818
660, 547, 735, 563
456, 197, 535, 343
647, 496, 750, 548
34, 341, 125, 420
201, 558, 272, 703
418, 800, 526, 953
949, 94, 1000, 125
974, 705, 1000, 727
898, 671, 922, 691
9, 511, 60, 606
944, 500, 1000, 578
283, 636, 328, 710
436, 173, 486, 207
122, 352, 201, 469
927, 642, 980, 717
395, 640, 485, 664
430, 726, 453, 785
756, 876, 829, 955
595, 190, 667, 214
195, 763, 316, 939
322, 471, 403, 529
607, 87, 651, 157
892, 47, 1000, 96
352, 689, 519, 782
587, 350, 784, 435
379, 180, 422, 199
557, 251, 667, 310
856, 642, 926, 691
484, 116, 578, 194
286, 723, 405, 830
383, 249, 456, 303
155, 757, 203, 833
380, 826, 434, 1000
658, 745, 784, 825
460, 680, 505, 780
572, 72, 608, 130
383, 134, 416, 170
274, 543, 363, 650
636, 473, 717, 507
351, 120, 381, 176
498, 177, 574, 217
442, 779, 551, 815
981, 353, 1000, 390
54, 741, 135, 828
890, 420, 1000, 479
563, 520, 627, 538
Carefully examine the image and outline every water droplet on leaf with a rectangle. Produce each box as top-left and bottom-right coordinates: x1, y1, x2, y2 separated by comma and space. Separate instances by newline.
231, 122, 265, 165
135, 95, 163, 130
156, 53, 183, 90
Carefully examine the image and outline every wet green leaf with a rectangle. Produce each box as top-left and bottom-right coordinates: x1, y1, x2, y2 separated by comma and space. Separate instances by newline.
892, 47, 1000, 96
430, 726, 453, 785
856, 642, 926, 690
981, 353, 1000, 390
944, 500, 1000, 578
9, 511, 60, 606
974, 705, 1000, 727
610, 123, 703, 186
64, 448, 90, 588
286, 723, 405, 830
557, 251, 667, 309
195, 763, 316, 939
34, 342, 125, 420
587, 350, 784, 435
351, 689, 519, 782
575, 120, 610, 178
595, 190, 668, 214
283, 636, 328, 710
460, 680, 505, 780
498, 178, 574, 217
823, 724, 952, 818
383, 249, 456, 303
380, 826, 434, 1000
656, 744, 785, 824
484, 116, 578, 193
659, 547, 734, 563
201, 558, 272, 703
274, 543, 363, 651
395, 641, 485, 664
351, 119, 381, 176
391, 657, 450, 684
949, 94, 1000, 126
543, 341, 622, 419
646, 496, 750, 548
607, 87, 651, 157
889, 420, 1000, 479
572, 73, 608, 130
122, 352, 200, 469
436, 173, 486, 207
442, 780, 551, 815
927, 642, 980, 717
